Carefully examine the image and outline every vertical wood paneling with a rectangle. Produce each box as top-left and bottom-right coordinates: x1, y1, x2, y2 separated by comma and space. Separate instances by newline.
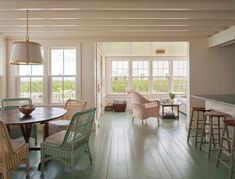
81, 41, 96, 108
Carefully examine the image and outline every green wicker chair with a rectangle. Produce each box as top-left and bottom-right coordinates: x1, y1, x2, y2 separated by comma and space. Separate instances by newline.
41, 108, 96, 172
1, 98, 38, 146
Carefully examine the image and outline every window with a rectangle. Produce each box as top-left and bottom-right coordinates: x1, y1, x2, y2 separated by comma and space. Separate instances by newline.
50, 48, 76, 103
111, 61, 128, 93
152, 61, 169, 92
109, 58, 187, 94
132, 61, 149, 92
18, 65, 44, 103
173, 60, 187, 93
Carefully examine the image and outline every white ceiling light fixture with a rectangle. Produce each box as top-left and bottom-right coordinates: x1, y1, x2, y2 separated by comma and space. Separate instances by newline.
9, 9, 43, 65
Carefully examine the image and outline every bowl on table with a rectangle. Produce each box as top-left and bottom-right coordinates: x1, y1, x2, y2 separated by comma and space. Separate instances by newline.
18, 104, 36, 115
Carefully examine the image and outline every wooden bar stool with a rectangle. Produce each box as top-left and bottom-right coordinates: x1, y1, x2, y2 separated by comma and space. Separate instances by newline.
187, 107, 210, 148
200, 110, 228, 159
216, 119, 235, 179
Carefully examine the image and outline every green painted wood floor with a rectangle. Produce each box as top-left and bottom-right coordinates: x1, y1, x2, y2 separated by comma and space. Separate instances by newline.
10, 112, 231, 179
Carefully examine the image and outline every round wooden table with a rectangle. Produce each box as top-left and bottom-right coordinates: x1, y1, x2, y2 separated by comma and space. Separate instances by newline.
0, 107, 67, 150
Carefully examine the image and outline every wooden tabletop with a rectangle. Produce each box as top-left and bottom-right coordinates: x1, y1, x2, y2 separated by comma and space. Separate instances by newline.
0, 107, 67, 125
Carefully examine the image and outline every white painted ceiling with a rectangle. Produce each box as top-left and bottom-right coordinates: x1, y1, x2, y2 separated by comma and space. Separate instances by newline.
0, 0, 235, 40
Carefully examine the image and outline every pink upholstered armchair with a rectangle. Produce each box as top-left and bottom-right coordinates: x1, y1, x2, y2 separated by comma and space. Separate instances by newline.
128, 91, 161, 125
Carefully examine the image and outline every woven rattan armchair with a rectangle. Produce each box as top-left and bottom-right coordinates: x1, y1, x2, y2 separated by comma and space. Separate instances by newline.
1, 98, 38, 146
0, 121, 29, 179
49, 99, 87, 135
128, 91, 161, 125
41, 108, 96, 173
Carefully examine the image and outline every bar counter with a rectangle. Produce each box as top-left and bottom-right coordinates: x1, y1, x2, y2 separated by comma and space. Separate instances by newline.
191, 94, 235, 118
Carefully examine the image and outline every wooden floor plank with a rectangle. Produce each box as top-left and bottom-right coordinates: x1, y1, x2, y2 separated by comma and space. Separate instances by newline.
9, 112, 229, 179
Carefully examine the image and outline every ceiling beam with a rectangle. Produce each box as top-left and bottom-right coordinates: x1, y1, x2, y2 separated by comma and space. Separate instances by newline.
0, 19, 233, 27
0, 26, 225, 32
0, 10, 234, 20
0, 0, 234, 11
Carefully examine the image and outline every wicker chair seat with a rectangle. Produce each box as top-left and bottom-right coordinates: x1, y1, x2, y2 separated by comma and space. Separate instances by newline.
49, 120, 70, 136
45, 130, 66, 144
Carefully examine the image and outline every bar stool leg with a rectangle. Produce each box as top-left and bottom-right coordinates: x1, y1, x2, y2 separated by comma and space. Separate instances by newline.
216, 124, 227, 167
218, 117, 221, 146
195, 111, 200, 148
187, 109, 194, 142
200, 114, 207, 151
208, 116, 213, 159
226, 126, 231, 153
229, 128, 235, 179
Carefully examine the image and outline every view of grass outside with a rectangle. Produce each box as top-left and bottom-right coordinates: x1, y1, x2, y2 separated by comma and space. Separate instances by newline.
51, 78, 75, 103
153, 79, 168, 92
132, 78, 148, 92
174, 79, 187, 94
112, 78, 128, 93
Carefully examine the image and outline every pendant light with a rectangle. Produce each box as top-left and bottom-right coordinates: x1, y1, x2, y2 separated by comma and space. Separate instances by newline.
9, 9, 43, 65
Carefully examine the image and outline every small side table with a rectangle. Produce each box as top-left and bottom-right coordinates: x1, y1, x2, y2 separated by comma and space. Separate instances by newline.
161, 101, 181, 119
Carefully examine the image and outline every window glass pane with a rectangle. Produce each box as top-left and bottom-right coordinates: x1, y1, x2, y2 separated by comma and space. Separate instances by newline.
19, 65, 31, 76
111, 61, 128, 93
64, 77, 76, 100
51, 49, 63, 75
132, 61, 149, 92
32, 65, 43, 76
51, 77, 63, 103
173, 60, 187, 93
64, 49, 76, 75
132, 61, 148, 76
152, 61, 169, 92
31, 77, 43, 103
19, 77, 30, 98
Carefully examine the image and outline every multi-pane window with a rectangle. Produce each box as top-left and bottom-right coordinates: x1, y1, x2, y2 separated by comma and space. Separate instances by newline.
152, 61, 169, 92
50, 48, 76, 103
132, 61, 149, 92
173, 60, 187, 93
111, 61, 128, 93
18, 65, 44, 103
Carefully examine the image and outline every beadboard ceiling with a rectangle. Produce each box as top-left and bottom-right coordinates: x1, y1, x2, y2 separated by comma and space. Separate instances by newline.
0, 0, 235, 39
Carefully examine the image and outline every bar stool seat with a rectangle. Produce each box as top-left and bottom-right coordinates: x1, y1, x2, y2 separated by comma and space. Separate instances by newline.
200, 110, 228, 159
187, 107, 210, 148
216, 119, 235, 179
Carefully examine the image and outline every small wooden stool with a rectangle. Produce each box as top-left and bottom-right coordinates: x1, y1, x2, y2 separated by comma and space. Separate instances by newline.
216, 119, 235, 179
200, 110, 228, 159
187, 107, 209, 148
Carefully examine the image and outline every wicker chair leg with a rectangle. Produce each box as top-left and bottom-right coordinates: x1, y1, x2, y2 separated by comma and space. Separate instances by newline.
26, 158, 30, 175
2, 168, 8, 179
41, 155, 45, 172
87, 143, 93, 164
34, 126, 38, 146
132, 116, 134, 122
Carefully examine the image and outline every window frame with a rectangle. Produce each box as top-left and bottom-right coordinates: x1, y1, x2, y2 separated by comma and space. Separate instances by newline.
108, 56, 188, 95
49, 47, 77, 104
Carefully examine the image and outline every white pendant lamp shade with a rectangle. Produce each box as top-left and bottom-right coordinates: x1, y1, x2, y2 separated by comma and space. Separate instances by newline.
10, 41, 43, 65
9, 9, 43, 65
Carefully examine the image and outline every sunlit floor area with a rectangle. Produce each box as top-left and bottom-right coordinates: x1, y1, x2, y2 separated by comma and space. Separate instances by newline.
11, 112, 229, 179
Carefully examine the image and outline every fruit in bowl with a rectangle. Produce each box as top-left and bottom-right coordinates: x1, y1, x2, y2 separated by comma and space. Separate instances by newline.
18, 104, 36, 115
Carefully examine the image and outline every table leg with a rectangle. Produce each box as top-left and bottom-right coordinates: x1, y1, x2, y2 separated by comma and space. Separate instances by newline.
177, 106, 179, 119
43, 122, 49, 141
20, 124, 32, 143
162, 106, 164, 118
